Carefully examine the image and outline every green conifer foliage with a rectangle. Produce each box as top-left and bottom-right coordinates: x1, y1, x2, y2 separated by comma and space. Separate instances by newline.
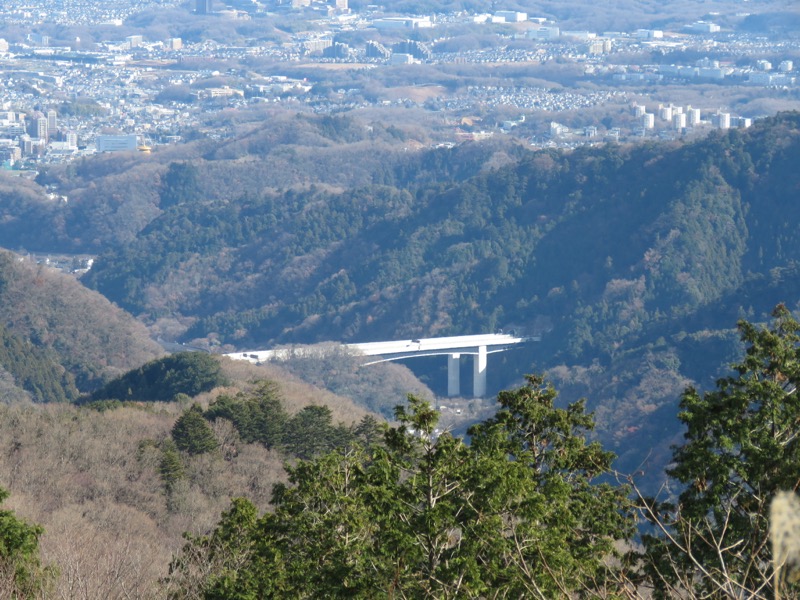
641, 304, 800, 598
91, 352, 227, 403
281, 405, 352, 460
204, 381, 287, 449
159, 440, 186, 495
167, 378, 635, 598
0, 487, 54, 598
172, 405, 219, 456
160, 162, 200, 208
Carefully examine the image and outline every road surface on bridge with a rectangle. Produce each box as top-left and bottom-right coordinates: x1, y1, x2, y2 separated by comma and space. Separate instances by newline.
225, 333, 538, 397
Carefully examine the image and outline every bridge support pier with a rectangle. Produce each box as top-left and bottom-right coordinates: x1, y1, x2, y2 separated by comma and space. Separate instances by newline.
448, 347, 488, 398
473, 345, 487, 398
447, 354, 460, 397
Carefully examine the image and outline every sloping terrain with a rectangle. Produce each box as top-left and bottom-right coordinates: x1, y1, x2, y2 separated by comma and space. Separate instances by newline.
0, 250, 163, 400
78, 112, 800, 483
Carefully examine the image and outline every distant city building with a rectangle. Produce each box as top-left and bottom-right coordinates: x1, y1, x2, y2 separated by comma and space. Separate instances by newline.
167, 38, 183, 51
203, 86, 244, 98
587, 39, 612, 55
48, 141, 76, 153
632, 103, 646, 117
747, 70, 795, 85
529, 26, 560, 40
673, 112, 687, 130
323, 42, 351, 59
642, 113, 655, 129
365, 40, 391, 60
658, 104, 673, 121
96, 134, 138, 152
20, 135, 33, 155
126, 35, 143, 48
779, 60, 794, 73
30, 116, 48, 140
27, 33, 50, 46
332, 0, 349, 11
550, 122, 568, 137
393, 40, 431, 61
686, 21, 720, 34
196, 0, 212, 14
687, 107, 702, 125
714, 111, 731, 129
389, 53, 415, 65
749, 72, 773, 85
20, 135, 45, 155
302, 38, 332, 54
0, 144, 22, 164
635, 29, 663, 39
46, 109, 57, 133
0, 39, 8, 53
374, 17, 433, 30
697, 67, 727, 80
495, 11, 527, 22
756, 59, 772, 71
4, 121, 25, 136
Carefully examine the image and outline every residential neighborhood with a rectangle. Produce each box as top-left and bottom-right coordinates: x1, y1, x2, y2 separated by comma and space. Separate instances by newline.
0, 0, 798, 167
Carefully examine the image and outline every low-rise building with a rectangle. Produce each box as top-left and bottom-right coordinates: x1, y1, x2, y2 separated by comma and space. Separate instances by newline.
96, 134, 138, 152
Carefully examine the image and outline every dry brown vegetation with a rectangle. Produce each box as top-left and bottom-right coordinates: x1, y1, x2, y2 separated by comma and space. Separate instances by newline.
2, 255, 162, 376
0, 361, 374, 599
216, 357, 373, 421
0, 250, 163, 399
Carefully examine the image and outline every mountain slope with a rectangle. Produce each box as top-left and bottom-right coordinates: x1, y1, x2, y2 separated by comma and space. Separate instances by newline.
0, 250, 163, 400
84, 113, 799, 351
78, 112, 800, 485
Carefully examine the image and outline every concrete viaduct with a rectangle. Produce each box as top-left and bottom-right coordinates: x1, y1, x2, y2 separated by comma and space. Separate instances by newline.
225, 333, 536, 398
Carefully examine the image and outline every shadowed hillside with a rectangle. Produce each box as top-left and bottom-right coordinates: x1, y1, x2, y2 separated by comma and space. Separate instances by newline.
0, 250, 163, 401
78, 112, 800, 486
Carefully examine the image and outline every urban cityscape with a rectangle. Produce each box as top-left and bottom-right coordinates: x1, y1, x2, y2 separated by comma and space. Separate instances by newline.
0, 0, 798, 168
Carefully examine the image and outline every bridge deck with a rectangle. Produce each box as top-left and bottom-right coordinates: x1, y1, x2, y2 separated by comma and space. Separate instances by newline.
225, 333, 538, 364
348, 333, 532, 357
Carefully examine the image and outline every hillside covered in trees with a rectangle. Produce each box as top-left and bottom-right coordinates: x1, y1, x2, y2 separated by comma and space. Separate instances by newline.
78, 113, 800, 350
4, 309, 800, 598
0, 250, 162, 402
0, 353, 381, 598
66, 111, 800, 474
2, 112, 800, 479
0, 113, 800, 473
2, 112, 800, 597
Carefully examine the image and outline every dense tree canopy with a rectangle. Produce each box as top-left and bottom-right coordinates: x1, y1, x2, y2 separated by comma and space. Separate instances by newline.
172, 405, 219, 456
167, 377, 636, 598
0, 487, 52, 598
90, 352, 227, 402
641, 305, 800, 599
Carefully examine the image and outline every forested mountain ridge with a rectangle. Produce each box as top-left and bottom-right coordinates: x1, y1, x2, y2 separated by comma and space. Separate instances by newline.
0, 250, 163, 401
0, 353, 384, 598
14, 112, 524, 255
77, 112, 800, 480
84, 112, 799, 352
